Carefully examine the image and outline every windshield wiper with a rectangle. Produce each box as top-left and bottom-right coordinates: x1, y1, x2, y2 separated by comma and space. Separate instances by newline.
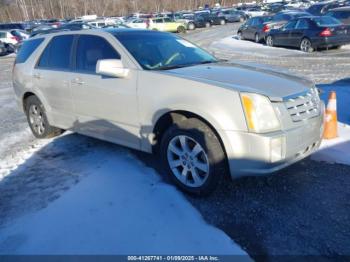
155, 60, 219, 71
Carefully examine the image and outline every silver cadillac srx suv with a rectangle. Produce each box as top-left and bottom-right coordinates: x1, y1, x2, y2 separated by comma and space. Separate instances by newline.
13, 29, 325, 195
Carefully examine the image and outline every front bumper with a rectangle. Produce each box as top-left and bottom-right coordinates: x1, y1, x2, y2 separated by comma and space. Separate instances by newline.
224, 107, 324, 179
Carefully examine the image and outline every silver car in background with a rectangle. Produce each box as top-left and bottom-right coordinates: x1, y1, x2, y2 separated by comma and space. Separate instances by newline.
12, 29, 324, 195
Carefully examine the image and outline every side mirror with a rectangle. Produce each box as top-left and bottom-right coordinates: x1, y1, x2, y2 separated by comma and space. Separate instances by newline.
96, 59, 129, 78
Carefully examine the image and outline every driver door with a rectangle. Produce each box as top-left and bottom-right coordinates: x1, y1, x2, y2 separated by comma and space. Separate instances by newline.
70, 34, 140, 149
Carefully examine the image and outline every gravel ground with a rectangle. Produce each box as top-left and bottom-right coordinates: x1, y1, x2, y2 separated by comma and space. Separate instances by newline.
1, 25, 350, 259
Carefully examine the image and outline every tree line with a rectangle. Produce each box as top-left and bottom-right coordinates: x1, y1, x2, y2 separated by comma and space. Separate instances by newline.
0, 0, 247, 22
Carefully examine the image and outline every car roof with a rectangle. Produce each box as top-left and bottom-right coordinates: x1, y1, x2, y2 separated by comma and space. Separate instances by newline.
328, 6, 350, 12
30, 28, 168, 39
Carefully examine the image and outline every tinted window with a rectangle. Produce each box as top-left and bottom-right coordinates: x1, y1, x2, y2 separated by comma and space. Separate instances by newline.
313, 16, 342, 26
37, 35, 74, 69
76, 35, 120, 73
15, 38, 44, 64
295, 19, 310, 29
284, 20, 297, 29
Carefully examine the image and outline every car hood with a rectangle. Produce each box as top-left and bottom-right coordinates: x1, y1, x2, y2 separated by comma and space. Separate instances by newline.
162, 62, 313, 101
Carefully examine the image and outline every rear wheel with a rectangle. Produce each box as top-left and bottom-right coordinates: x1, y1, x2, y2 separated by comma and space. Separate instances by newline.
255, 33, 260, 43
300, 38, 314, 53
266, 35, 274, 47
160, 118, 227, 195
177, 26, 186, 33
25, 96, 64, 139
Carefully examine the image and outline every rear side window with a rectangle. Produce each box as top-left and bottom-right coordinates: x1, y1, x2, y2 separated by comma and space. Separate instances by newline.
37, 35, 74, 69
15, 38, 44, 64
76, 35, 120, 73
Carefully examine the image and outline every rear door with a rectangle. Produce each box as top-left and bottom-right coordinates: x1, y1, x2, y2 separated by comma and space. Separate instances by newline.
290, 19, 310, 47
33, 34, 76, 129
275, 20, 297, 46
70, 34, 140, 149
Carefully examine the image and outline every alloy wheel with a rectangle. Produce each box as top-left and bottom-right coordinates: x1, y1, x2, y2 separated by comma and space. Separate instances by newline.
266, 36, 273, 47
28, 104, 45, 135
167, 135, 210, 188
300, 38, 313, 53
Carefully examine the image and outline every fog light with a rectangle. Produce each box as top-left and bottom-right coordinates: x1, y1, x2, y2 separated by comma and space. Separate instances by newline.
270, 136, 286, 163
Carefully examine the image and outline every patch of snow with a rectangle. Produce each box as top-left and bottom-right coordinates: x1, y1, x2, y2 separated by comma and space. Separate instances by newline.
211, 36, 303, 58
312, 123, 350, 166
0, 134, 248, 256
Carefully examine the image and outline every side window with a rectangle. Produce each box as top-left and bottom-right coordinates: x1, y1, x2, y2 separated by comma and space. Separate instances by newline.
284, 21, 297, 30
163, 18, 171, 23
15, 38, 44, 64
37, 35, 74, 69
76, 35, 121, 73
295, 19, 309, 29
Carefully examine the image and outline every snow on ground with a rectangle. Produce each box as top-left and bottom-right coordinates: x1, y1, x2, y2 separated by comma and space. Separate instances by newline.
312, 80, 350, 166
211, 36, 303, 58
0, 132, 248, 255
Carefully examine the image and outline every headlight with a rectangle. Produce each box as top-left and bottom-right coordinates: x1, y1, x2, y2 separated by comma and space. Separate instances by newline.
240, 92, 281, 133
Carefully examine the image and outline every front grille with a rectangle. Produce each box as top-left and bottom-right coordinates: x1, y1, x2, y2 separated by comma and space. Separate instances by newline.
284, 89, 320, 122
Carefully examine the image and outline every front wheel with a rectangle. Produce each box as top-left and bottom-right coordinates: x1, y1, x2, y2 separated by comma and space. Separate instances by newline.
160, 118, 227, 195
300, 38, 314, 53
188, 23, 195, 30
25, 96, 64, 139
266, 35, 274, 47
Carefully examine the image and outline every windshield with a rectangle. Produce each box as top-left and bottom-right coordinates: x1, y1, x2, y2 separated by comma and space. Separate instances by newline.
313, 16, 342, 26
114, 31, 217, 70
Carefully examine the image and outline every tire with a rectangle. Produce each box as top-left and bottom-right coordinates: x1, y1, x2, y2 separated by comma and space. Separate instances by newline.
300, 38, 314, 53
25, 95, 64, 139
177, 26, 186, 34
205, 22, 211, 28
220, 19, 226, 25
266, 35, 274, 47
237, 31, 244, 40
188, 23, 195, 30
160, 118, 227, 195
255, 33, 260, 43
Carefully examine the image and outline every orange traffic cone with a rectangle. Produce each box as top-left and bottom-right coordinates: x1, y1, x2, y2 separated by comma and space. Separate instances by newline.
323, 91, 338, 139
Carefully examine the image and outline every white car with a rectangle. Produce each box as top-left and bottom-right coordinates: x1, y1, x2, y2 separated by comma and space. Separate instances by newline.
125, 19, 148, 29
0, 30, 19, 45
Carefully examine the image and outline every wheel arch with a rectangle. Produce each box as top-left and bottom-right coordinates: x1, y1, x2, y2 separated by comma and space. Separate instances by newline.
151, 110, 228, 163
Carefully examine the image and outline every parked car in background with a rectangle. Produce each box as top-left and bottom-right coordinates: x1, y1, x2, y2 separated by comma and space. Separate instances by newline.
125, 18, 148, 29
59, 22, 95, 31
150, 17, 186, 33
245, 6, 268, 17
198, 11, 227, 25
0, 23, 30, 32
0, 40, 7, 55
0, 30, 21, 52
326, 7, 350, 25
220, 9, 249, 22
13, 29, 324, 195
183, 14, 211, 29
307, 1, 345, 16
238, 16, 273, 43
263, 10, 312, 33
266, 16, 350, 52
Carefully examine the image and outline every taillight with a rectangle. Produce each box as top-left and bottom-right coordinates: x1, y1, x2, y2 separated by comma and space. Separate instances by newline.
11, 36, 20, 42
320, 28, 332, 37
263, 24, 270, 33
